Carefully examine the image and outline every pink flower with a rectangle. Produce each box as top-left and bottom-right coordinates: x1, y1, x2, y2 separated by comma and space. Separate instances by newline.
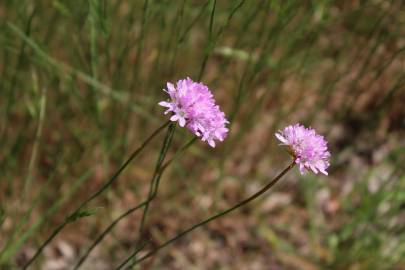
275, 124, 330, 175
159, 78, 229, 147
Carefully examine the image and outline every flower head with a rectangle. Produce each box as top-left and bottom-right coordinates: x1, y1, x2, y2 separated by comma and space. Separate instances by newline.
275, 124, 330, 175
159, 78, 229, 147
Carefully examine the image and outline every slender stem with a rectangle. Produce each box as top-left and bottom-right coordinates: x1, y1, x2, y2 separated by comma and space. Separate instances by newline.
137, 124, 176, 245
127, 137, 199, 261
140, 137, 198, 226
197, 0, 217, 80
161, 137, 198, 172
73, 203, 148, 270
23, 82, 47, 201
73, 137, 197, 269
116, 160, 296, 269
0, 9, 36, 144
77, 120, 169, 209
22, 121, 170, 269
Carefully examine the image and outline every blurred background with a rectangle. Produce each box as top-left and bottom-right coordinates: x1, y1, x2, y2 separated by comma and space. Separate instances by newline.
0, 0, 404, 269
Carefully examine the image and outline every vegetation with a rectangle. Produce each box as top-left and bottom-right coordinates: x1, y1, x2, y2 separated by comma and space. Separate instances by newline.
0, 0, 403, 269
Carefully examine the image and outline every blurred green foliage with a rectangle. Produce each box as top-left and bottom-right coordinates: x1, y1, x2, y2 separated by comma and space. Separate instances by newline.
0, 0, 403, 269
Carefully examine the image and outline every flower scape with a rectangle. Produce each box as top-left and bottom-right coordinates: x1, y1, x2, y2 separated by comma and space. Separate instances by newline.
159, 77, 229, 147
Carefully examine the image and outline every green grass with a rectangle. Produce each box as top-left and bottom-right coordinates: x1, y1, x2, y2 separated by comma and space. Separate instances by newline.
0, 0, 404, 269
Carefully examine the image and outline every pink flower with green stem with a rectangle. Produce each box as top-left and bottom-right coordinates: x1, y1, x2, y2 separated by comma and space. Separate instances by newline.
116, 124, 331, 269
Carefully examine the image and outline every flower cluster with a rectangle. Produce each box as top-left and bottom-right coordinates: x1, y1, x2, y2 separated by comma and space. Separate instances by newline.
275, 124, 330, 175
159, 78, 229, 147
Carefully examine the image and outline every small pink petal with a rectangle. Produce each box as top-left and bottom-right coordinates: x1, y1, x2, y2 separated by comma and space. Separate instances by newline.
208, 139, 216, 148
299, 164, 306, 175
158, 101, 172, 108
170, 115, 179, 122
166, 82, 176, 93
179, 117, 186, 127
310, 164, 318, 174
275, 133, 288, 144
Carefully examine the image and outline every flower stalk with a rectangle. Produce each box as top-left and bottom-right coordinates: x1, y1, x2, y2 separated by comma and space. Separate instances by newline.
22, 121, 170, 269
116, 160, 296, 269
137, 124, 176, 247
73, 137, 197, 269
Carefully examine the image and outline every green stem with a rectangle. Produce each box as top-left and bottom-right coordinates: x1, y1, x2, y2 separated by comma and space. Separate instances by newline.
23, 83, 47, 201
22, 121, 170, 269
116, 160, 296, 269
73, 202, 147, 270
197, 0, 217, 81
137, 124, 176, 244
73, 137, 197, 269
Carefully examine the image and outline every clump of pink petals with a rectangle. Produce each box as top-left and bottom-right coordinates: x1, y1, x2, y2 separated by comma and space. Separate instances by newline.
275, 124, 330, 175
159, 77, 229, 147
